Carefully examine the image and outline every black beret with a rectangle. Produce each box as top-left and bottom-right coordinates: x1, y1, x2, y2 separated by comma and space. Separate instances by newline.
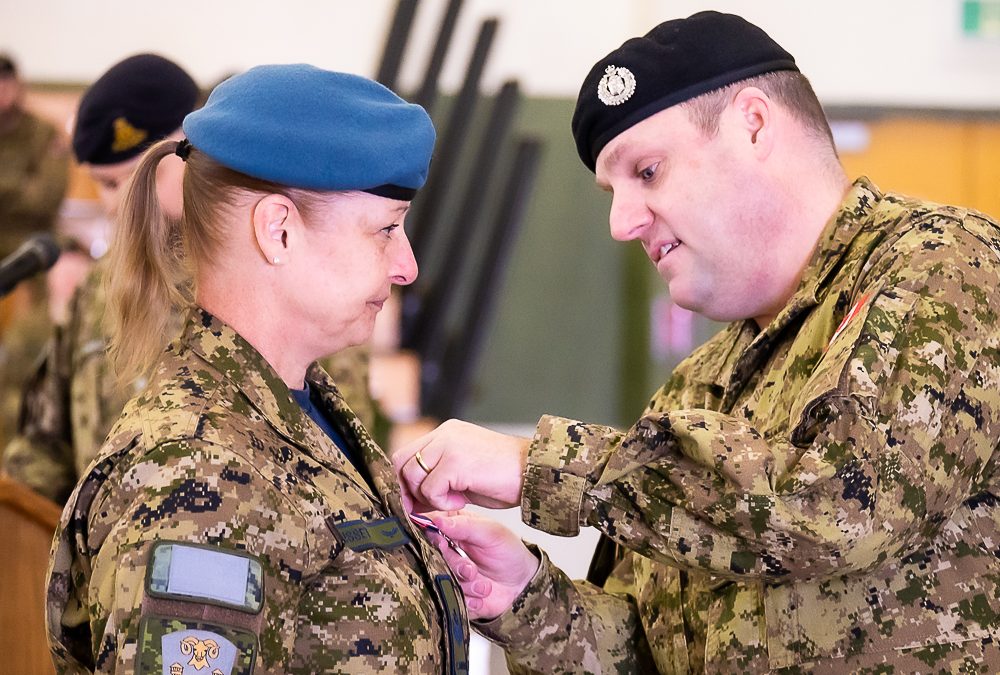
73, 53, 199, 165
0, 54, 16, 78
571, 11, 798, 172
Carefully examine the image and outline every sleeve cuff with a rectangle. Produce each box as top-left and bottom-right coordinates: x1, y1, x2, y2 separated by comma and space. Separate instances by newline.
520, 414, 615, 537
472, 543, 558, 649
521, 462, 587, 536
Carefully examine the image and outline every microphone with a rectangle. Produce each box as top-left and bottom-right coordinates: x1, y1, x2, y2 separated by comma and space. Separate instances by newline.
0, 233, 61, 297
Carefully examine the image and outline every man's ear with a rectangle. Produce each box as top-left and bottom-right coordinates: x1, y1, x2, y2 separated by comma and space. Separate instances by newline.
730, 86, 774, 157
251, 194, 296, 265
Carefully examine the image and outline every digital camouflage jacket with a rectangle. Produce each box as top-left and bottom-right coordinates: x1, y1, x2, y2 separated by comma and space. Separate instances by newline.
480, 179, 1000, 674
46, 308, 468, 674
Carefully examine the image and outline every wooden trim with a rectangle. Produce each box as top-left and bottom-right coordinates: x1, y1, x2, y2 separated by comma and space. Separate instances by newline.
0, 477, 62, 530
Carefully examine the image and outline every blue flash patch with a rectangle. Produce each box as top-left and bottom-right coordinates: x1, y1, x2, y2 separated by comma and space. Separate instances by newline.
147, 542, 264, 613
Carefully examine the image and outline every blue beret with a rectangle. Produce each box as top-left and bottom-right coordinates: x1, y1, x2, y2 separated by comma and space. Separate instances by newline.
182, 64, 435, 199
73, 54, 199, 165
572, 11, 798, 172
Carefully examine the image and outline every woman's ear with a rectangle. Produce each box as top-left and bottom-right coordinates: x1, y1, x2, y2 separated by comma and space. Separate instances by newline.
252, 194, 296, 265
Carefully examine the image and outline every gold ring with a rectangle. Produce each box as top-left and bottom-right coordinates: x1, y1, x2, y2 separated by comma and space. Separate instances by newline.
414, 450, 432, 474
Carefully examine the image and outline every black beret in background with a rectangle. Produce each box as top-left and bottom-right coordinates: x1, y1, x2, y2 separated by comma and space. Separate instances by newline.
0, 53, 16, 78
571, 10, 799, 172
72, 53, 199, 166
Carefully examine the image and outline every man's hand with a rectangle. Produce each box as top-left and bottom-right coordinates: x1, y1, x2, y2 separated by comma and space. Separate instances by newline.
426, 510, 540, 621
392, 419, 530, 512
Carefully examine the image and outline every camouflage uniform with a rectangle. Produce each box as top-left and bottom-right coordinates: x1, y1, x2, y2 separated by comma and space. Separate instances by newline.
0, 108, 68, 257
2, 262, 130, 503
320, 343, 384, 446
478, 178, 1000, 673
46, 308, 469, 674
0, 107, 68, 445
2, 261, 385, 505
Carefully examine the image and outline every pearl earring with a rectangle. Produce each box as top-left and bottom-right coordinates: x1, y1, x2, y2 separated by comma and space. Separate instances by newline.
272, 256, 281, 265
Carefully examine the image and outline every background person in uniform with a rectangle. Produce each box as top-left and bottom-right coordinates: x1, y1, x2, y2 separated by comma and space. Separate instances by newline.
0, 53, 198, 503
0, 52, 68, 258
395, 11, 1000, 674
1, 54, 386, 505
45, 64, 476, 674
0, 52, 70, 442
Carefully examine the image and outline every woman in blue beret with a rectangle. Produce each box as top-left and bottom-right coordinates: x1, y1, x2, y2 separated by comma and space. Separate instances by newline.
45, 64, 475, 675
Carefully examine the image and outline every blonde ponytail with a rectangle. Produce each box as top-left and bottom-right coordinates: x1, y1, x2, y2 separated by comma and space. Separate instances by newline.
106, 139, 190, 382
107, 138, 327, 382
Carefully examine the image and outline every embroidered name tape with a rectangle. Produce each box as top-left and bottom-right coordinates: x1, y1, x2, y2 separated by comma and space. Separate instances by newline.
147, 542, 264, 613
332, 516, 411, 552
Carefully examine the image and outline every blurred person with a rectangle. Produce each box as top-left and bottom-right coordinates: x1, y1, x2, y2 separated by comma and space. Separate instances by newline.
0, 52, 68, 258
0, 52, 70, 443
396, 11, 1000, 674
46, 64, 473, 673
1, 53, 197, 502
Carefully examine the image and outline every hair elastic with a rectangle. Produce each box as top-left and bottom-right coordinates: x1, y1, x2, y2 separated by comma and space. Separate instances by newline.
175, 138, 192, 161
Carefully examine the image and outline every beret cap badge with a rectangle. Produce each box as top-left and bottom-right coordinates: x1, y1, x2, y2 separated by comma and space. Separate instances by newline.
111, 116, 148, 153
597, 65, 636, 106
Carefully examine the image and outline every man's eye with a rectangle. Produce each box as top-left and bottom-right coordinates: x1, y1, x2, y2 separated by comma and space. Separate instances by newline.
638, 163, 659, 182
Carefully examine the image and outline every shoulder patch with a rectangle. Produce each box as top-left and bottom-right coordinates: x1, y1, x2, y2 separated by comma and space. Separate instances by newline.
137, 617, 256, 675
147, 542, 264, 613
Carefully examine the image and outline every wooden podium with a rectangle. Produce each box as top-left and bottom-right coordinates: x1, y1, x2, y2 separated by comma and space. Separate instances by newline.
0, 476, 61, 675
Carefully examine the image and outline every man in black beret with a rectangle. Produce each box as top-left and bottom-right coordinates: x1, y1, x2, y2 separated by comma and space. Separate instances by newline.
395, 10, 1000, 673
72, 53, 198, 220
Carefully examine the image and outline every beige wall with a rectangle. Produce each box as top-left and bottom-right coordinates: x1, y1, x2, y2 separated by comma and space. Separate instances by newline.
3, 1, 1000, 106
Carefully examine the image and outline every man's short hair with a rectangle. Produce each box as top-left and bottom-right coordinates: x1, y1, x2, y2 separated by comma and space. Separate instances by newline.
682, 70, 835, 149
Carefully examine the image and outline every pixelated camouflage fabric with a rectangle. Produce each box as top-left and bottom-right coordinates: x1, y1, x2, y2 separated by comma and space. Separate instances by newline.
479, 178, 1000, 673
46, 307, 467, 673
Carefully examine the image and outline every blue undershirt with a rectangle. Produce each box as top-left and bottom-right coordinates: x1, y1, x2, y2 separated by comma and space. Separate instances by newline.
290, 384, 371, 485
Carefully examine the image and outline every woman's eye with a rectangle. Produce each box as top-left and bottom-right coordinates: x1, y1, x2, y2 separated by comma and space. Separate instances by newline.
638, 163, 658, 182
381, 223, 400, 236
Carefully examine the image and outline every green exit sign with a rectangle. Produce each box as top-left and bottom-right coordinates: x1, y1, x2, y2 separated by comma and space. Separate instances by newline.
963, 0, 1000, 37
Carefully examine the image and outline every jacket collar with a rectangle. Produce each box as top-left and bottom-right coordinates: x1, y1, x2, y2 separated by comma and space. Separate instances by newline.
707, 178, 885, 396
780, 176, 884, 320
181, 308, 389, 502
